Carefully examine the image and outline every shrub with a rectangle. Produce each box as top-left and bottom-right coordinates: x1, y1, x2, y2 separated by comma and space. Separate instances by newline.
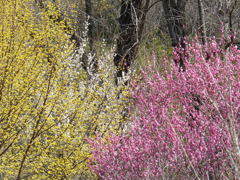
89, 37, 240, 179
0, 1, 128, 179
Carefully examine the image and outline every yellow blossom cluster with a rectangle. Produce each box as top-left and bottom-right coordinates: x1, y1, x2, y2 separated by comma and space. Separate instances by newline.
0, 0, 128, 179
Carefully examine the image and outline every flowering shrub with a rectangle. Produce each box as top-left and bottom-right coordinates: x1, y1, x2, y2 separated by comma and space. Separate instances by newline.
0, 1, 128, 179
89, 37, 240, 179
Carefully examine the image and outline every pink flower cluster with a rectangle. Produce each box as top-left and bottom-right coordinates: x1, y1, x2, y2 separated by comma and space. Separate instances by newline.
89, 38, 240, 179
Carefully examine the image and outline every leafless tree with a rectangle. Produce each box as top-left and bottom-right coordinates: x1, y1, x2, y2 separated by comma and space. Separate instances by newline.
162, 0, 188, 71
197, 0, 206, 44
82, 0, 98, 75
114, 0, 150, 85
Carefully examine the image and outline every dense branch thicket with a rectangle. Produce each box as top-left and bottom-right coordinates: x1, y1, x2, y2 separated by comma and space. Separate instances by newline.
0, 0, 240, 179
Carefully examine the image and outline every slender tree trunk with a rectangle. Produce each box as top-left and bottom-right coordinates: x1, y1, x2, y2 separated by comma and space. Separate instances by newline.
83, 0, 98, 75
162, 0, 187, 71
222, 0, 238, 50
197, 0, 206, 45
85, 0, 94, 52
228, 0, 237, 44
114, 0, 150, 85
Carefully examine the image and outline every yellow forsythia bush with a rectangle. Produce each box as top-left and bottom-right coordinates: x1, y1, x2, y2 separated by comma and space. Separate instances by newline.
0, 0, 128, 179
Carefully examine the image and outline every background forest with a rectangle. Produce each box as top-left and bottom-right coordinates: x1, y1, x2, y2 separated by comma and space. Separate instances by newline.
0, 0, 239, 179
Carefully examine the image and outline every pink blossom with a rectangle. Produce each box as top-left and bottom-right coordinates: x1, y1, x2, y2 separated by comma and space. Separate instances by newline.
89, 36, 240, 179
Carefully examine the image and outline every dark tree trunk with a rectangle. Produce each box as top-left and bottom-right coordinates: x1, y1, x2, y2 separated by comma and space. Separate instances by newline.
224, 0, 238, 49
114, 0, 150, 85
197, 0, 207, 45
162, 0, 187, 71
83, 0, 98, 75
85, 0, 94, 52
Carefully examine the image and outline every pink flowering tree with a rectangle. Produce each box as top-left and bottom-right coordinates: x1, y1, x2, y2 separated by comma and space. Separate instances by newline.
89, 37, 240, 179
